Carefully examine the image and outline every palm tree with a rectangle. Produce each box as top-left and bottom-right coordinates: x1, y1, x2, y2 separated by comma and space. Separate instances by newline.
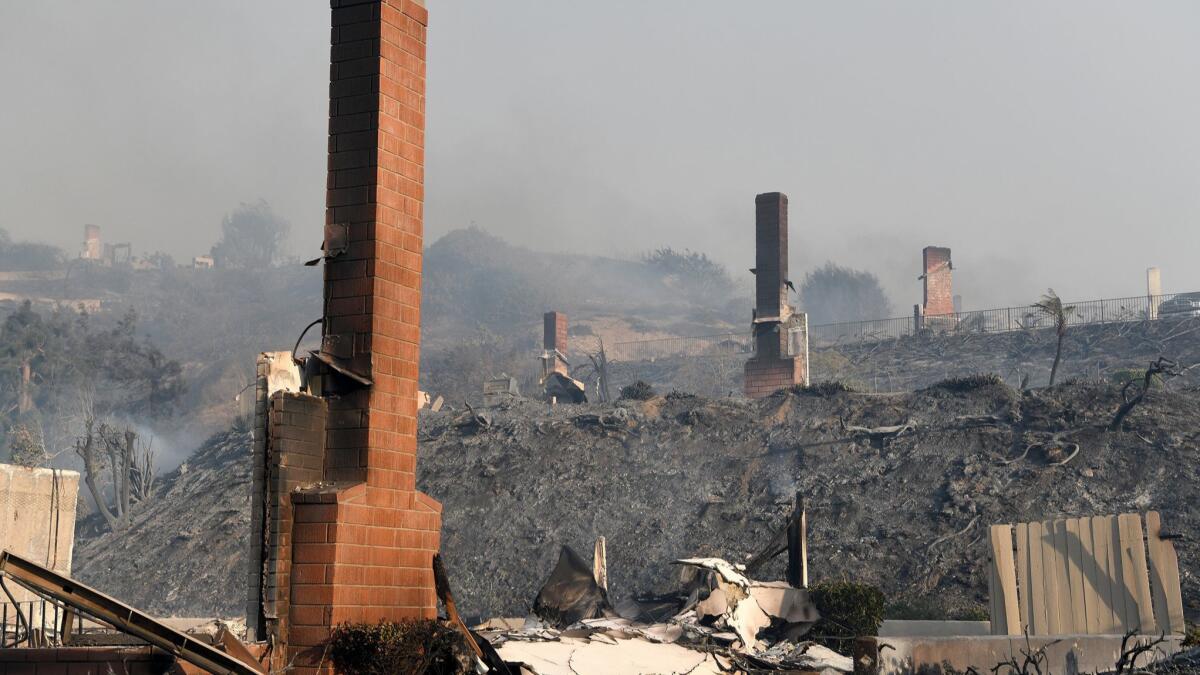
1033, 289, 1074, 386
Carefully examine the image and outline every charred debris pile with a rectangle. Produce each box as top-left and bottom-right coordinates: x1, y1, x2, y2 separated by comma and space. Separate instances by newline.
422, 378, 1200, 621
73, 428, 253, 618
71, 379, 1199, 626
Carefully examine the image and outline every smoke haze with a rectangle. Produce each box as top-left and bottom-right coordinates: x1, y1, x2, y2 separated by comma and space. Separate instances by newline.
2, 1, 1198, 313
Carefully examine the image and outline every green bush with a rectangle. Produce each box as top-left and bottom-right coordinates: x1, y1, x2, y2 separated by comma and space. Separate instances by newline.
619, 380, 656, 401
328, 620, 467, 675
810, 581, 885, 649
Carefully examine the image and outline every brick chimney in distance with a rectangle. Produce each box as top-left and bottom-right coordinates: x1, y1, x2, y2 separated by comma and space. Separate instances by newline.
744, 192, 809, 398
921, 246, 953, 317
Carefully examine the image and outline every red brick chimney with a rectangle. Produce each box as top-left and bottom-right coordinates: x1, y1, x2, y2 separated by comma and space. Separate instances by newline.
250, 2, 441, 672
543, 311, 568, 375
744, 192, 808, 398
921, 246, 953, 317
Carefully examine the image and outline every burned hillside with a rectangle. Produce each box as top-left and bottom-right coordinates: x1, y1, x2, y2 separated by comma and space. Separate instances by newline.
606, 314, 1200, 399
71, 379, 1200, 624
423, 379, 1200, 620
72, 427, 252, 618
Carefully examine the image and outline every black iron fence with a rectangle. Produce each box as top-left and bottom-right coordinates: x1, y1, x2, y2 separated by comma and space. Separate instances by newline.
0, 597, 83, 648
609, 293, 1186, 361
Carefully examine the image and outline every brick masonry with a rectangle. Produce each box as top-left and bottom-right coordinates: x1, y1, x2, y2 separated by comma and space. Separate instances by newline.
922, 246, 953, 317
264, 391, 327, 653
248, 352, 302, 640
745, 192, 808, 398
744, 356, 807, 399
269, 1, 441, 672
543, 311, 568, 375
753, 193, 789, 359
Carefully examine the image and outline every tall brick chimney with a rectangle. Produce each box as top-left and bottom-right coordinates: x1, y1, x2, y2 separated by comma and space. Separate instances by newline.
744, 192, 808, 398
248, 2, 440, 672
543, 311, 568, 375
921, 246, 953, 317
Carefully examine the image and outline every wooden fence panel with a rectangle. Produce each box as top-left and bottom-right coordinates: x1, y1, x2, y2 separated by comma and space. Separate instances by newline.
1064, 518, 1087, 634
1015, 522, 1032, 634
1079, 515, 1106, 635
1043, 520, 1069, 634
994, 513, 1182, 636
989, 524, 1020, 635
1093, 515, 1124, 633
1118, 513, 1156, 632
1145, 511, 1185, 634
1028, 521, 1048, 635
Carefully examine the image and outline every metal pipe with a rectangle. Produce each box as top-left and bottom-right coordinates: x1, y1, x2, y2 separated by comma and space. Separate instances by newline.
0, 580, 28, 647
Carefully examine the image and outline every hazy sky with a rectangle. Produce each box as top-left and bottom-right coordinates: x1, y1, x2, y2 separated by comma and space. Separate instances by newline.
2, 2, 1198, 312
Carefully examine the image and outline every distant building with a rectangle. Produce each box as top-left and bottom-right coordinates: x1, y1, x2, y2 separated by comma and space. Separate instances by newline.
193, 255, 215, 269
81, 224, 102, 260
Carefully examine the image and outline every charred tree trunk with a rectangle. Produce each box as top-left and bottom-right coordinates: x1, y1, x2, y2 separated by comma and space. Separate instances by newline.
1048, 332, 1064, 386
17, 360, 32, 413
1109, 358, 1177, 431
119, 430, 135, 517
587, 340, 612, 404
107, 442, 122, 519
77, 427, 120, 532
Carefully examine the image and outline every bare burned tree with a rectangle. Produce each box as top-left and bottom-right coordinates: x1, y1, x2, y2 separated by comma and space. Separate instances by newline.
1112, 629, 1168, 674
1109, 357, 1182, 432
73, 390, 159, 533
75, 402, 120, 532
586, 339, 612, 404
130, 436, 157, 504
1033, 289, 1074, 387
975, 629, 1059, 675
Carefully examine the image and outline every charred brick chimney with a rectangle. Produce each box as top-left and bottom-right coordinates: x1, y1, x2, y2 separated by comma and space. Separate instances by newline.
543, 311, 568, 375
744, 192, 808, 397
251, 2, 442, 672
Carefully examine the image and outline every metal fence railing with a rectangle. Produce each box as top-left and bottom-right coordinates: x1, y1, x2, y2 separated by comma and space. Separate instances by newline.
810, 294, 1175, 347
609, 293, 1187, 361
1, 597, 83, 648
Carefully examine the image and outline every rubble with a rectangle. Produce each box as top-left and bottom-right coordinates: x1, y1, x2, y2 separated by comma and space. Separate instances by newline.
420, 379, 1200, 622
72, 379, 1200, 627
482, 551, 848, 675
532, 547, 611, 627
542, 371, 587, 404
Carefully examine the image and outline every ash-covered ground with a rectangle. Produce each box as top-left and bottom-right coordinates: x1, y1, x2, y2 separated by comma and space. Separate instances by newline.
73, 428, 253, 618
73, 379, 1199, 623
423, 379, 1200, 621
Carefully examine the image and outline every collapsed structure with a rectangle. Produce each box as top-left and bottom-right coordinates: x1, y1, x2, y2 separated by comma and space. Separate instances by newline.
744, 192, 809, 398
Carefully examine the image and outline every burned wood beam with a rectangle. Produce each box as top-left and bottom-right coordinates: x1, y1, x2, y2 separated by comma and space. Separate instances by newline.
787, 493, 808, 589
